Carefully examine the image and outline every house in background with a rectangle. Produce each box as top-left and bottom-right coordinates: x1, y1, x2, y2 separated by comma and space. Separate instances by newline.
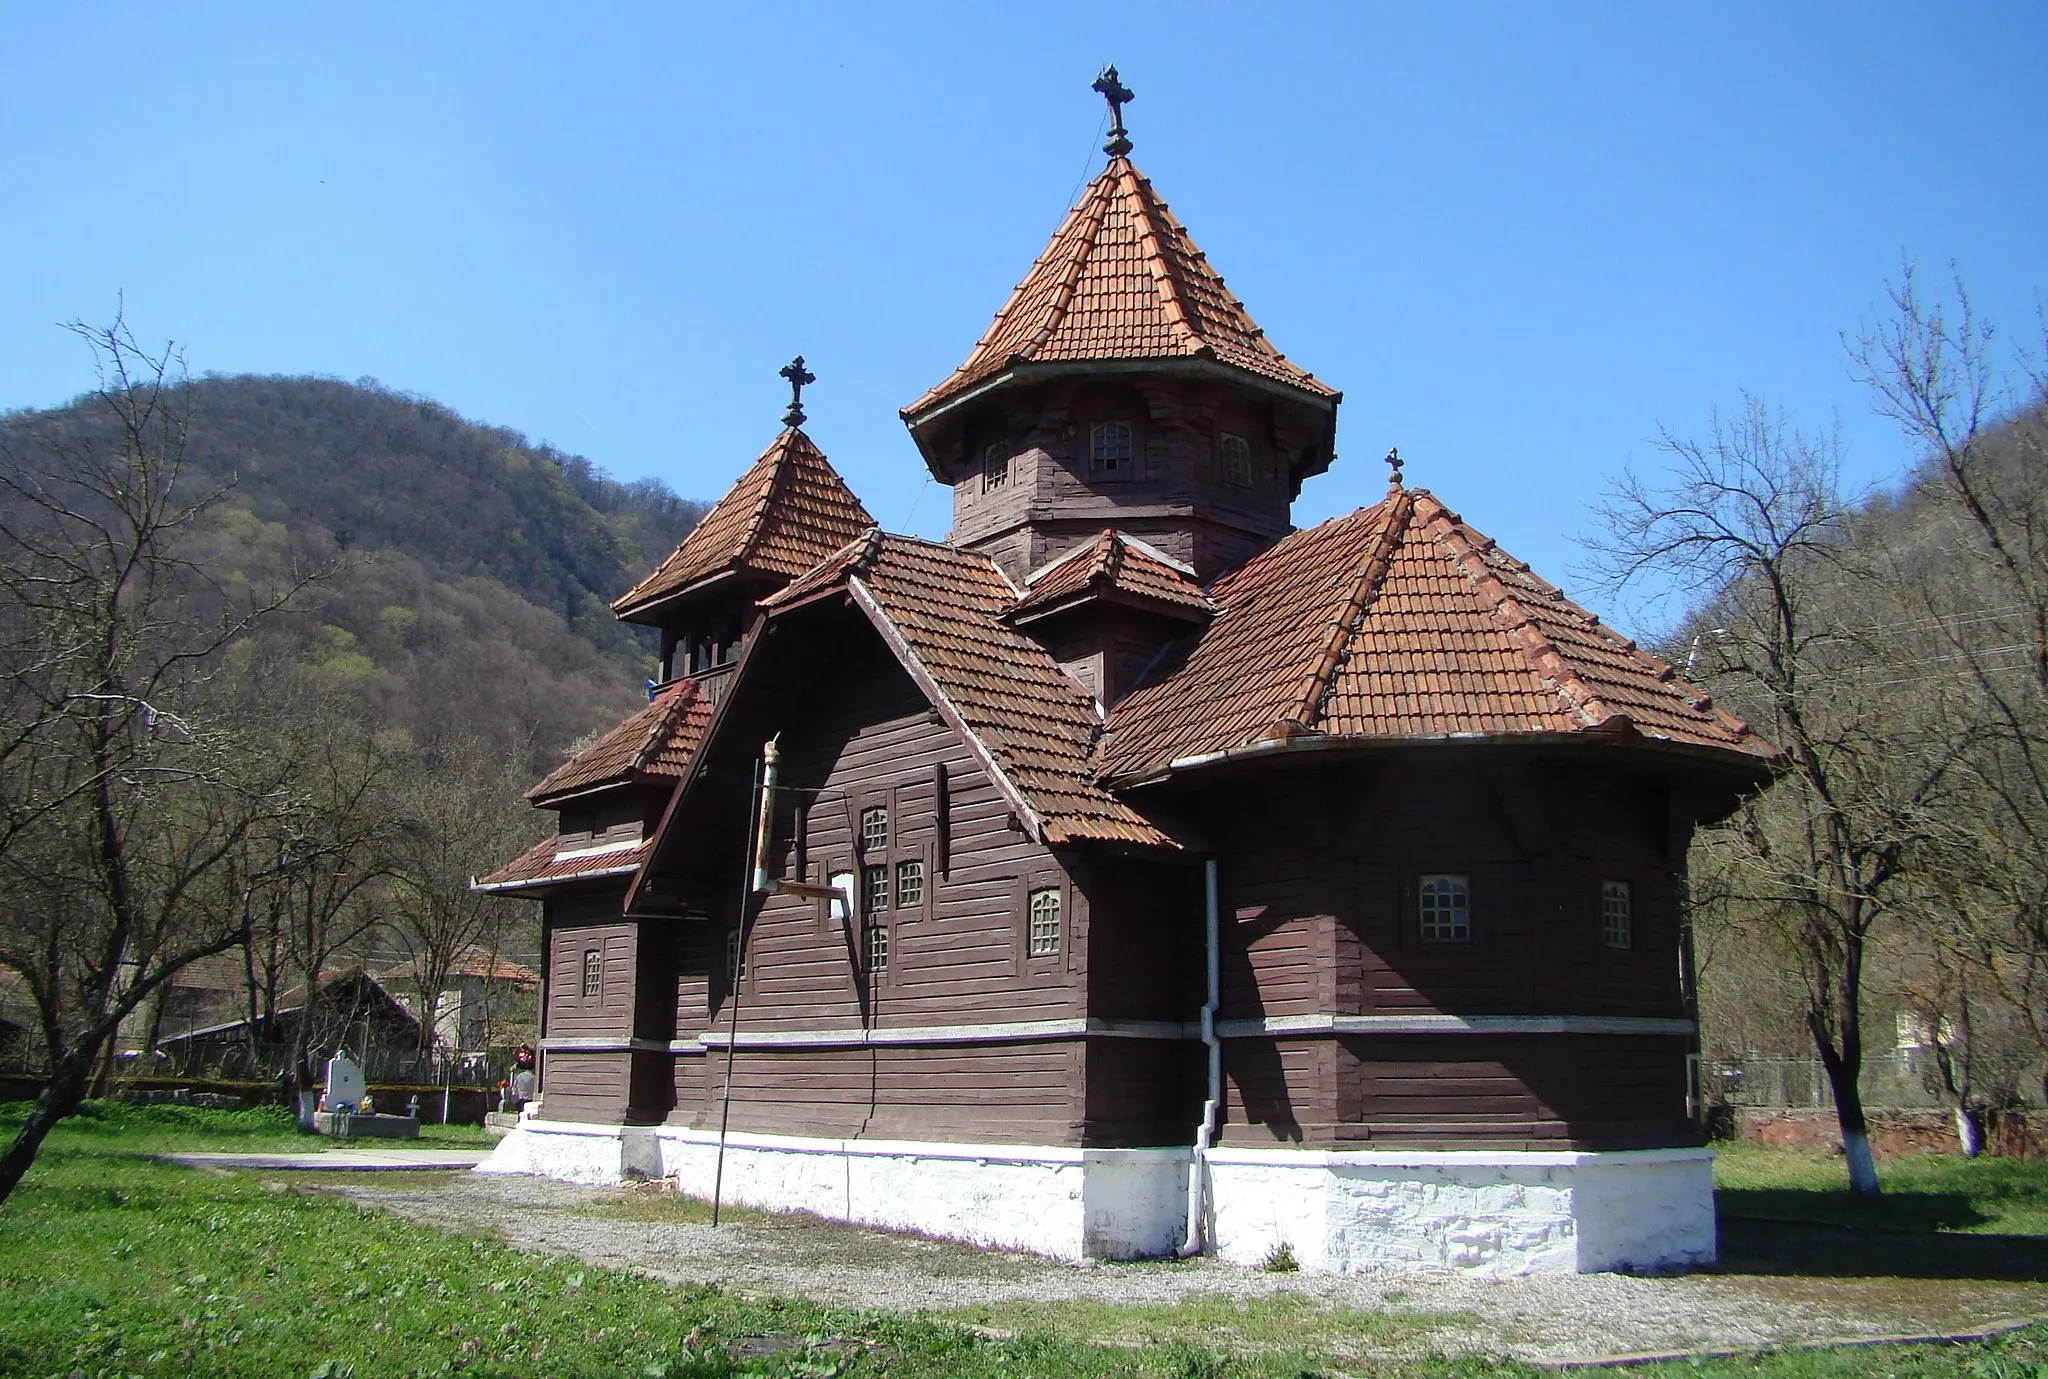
474, 74, 1776, 1275
377, 948, 541, 1053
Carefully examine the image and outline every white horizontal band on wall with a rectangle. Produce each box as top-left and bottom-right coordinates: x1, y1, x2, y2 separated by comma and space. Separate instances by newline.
537, 1037, 673, 1054
1216, 1014, 1697, 1038
693, 1017, 1185, 1050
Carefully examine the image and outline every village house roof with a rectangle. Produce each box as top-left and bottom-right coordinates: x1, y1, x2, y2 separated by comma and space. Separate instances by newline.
525, 679, 713, 805
377, 949, 540, 986
765, 530, 1176, 849
1008, 528, 1215, 626
612, 427, 874, 621
902, 157, 1339, 424
1098, 486, 1778, 782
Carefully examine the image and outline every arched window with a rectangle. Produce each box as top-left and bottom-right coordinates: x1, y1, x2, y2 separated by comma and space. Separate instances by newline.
581, 949, 602, 998
1601, 879, 1633, 950
1028, 887, 1062, 956
981, 442, 1009, 493
1090, 421, 1133, 477
1418, 874, 1470, 944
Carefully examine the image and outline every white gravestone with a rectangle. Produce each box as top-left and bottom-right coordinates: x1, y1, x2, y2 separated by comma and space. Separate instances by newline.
324, 1049, 366, 1112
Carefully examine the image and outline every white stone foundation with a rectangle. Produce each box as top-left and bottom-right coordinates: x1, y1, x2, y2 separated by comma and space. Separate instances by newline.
479, 1125, 1714, 1274
473, 1116, 660, 1186
1204, 1146, 1716, 1276
655, 1127, 1188, 1261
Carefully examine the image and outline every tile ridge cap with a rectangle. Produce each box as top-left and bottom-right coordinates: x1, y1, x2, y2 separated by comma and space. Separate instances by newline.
1275, 495, 1412, 737
1014, 180, 1109, 364
1119, 163, 1202, 355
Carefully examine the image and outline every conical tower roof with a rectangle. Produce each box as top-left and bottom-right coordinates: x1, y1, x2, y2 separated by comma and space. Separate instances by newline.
612, 427, 874, 622
903, 157, 1338, 422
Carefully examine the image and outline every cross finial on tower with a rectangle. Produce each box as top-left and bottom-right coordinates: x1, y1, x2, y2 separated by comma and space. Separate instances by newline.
1385, 447, 1403, 493
1092, 65, 1134, 158
780, 356, 816, 429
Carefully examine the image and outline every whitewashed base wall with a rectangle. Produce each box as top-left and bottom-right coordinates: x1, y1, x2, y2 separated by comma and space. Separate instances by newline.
477, 1123, 1715, 1275
1203, 1146, 1717, 1276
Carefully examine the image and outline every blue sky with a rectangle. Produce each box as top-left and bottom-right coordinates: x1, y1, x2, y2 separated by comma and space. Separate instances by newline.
3, 3, 2042, 636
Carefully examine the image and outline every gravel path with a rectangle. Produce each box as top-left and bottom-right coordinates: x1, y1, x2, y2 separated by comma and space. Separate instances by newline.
318, 1172, 2048, 1367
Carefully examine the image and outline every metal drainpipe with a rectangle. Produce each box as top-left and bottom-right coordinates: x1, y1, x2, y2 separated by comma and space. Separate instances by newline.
1180, 857, 1221, 1257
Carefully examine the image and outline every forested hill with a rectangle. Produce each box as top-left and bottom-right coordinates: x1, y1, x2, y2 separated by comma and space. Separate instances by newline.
0, 374, 708, 772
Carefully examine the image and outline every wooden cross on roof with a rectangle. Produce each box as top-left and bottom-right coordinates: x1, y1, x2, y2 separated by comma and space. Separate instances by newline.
1092, 65, 1134, 158
780, 356, 815, 428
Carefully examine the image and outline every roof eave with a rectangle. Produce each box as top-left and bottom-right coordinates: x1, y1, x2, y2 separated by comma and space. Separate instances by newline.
470, 861, 642, 896
611, 566, 745, 625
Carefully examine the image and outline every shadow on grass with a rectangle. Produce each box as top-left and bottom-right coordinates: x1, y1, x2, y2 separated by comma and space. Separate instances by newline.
1717, 1210, 2048, 1281
1719, 1186, 1996, 1233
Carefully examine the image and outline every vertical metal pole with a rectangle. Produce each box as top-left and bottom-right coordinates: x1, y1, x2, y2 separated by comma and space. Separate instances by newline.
711, 753, 765, 1227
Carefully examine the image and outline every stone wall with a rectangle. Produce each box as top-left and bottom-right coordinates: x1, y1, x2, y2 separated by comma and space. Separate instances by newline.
1729, 1107, 2048, 1160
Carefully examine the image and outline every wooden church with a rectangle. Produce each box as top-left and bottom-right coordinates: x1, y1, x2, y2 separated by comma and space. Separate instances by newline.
474, 71, 1777, 1275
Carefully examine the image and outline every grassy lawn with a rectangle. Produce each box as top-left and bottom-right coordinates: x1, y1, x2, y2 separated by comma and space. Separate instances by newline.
3, 1097, 494, 1153
1713, 1139, 2048, 1235
6, 1104, 2048, 1377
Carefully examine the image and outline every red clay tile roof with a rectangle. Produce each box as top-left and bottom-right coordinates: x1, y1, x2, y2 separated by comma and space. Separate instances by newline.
527, 679, 713, 804
612, 428, 874, 620
1098, 488, 1778, 779
378, 949, 541, 985
473, 835, 651, 894
1010, 529, 1214, 625
904, 157, 1337, 419
766, 532, 1175, 849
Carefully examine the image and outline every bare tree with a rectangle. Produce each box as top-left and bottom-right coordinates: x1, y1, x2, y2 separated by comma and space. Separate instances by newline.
0, 315, 312, 1203
1589, 397, 1959, 1196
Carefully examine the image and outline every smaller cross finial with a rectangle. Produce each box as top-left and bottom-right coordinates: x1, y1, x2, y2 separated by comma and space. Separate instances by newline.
1092, 65, 1134, 158
779, 356, 815, 429
1385, 446, 1403, 492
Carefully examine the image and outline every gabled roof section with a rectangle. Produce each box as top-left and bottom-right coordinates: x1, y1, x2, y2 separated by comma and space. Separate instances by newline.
903, 157, 1338, 421
612, 428, 874, 621
526, 679, 713, 805
1009, 529, 1215, 626
765, 532, 1175, 849
1099, 489, 1778, 780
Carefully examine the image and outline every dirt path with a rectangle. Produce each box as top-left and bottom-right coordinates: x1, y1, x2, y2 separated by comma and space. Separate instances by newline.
318, 1172, 2048, 1367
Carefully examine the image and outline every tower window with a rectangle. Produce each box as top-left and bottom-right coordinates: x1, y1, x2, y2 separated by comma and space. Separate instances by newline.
981, 442, 1009, 493
1418, 874, 1471, 944
1028, 887, 1062, 956
862, 863, 888, 913
1601, 879, 1633, 950
859, 806, 888, 855
1091, 421, 1133, 477
896, 858, 924, 908
866, 922, 890, 972
1221, 433, 1254, 487
725, 927, 746, 982
581, 949, 602, 998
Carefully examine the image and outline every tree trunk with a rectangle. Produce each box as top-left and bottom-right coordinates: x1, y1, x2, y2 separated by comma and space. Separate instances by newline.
1817, 1044, 1881, 1197
0, 1054, 94, 1207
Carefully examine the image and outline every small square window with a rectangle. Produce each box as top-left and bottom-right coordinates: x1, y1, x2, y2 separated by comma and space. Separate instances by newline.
581, 949, 602, 998
866, 922, 889, 972
1419, 874, 1471, 944
725, 928, 745, 982
1028, 887, 1062, 956
1221, 433, 1253, 487
859, 807, 888, 855
981, 442, 1009, 493
1091, 421, 1133, 476
862, 863, 888, 913
1601, 879, 1633, 950
896, 858, 924, 908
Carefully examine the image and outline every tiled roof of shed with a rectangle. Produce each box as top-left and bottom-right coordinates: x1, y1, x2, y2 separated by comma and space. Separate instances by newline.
766, 532, 1175, 849
526, 679, 712, 804
904, 157, 1337, 418
1011, 529, 1214, 623
612, 428, 874, 619
1099, 489, 1777, 779
473, 835, 651, 894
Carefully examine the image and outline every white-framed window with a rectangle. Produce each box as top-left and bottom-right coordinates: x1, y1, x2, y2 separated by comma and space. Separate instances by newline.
581, 949, 602, 998
862, 862, 888, 913
1601, 879, 1633, 950
866, 921, 890, 973
896, 858, 924, 908
1221, 433, 1253, 487
1091, 421, 1133, 477
725, 927, 746, 982
981, 442, 1009, 493
1028, 887, 1062, 956
859, 806, 888, 855
1418, 874, 1471, 944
